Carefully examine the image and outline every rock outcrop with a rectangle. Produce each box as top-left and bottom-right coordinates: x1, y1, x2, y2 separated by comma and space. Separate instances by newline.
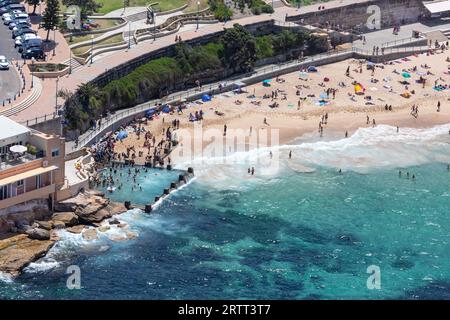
52, 212, 79, 226
0, 190, 127, 277
0, 234, 55, 277
25, 228, 50, 240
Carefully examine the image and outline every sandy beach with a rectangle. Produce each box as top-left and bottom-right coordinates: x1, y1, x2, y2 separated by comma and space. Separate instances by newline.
111, 48, 450, 165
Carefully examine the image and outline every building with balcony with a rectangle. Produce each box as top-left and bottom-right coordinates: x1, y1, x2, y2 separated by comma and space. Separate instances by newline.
0, 116, 65, 213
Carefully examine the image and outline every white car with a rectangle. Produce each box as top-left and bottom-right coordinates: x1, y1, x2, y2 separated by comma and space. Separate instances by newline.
2, 10, 21, 20
15, 34, 39, 47
0, 56, 9, 70
3, 15, 12, 25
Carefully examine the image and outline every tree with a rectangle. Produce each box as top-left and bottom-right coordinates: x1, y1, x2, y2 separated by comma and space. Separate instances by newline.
42, 0, 60, 41
25, 0, 40, 15
62, 0, 102, 19
220, 24, 257, 73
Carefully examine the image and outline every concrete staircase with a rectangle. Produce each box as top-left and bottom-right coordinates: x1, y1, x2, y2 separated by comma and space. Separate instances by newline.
443, 29, 450, 39
0, 78, 42, 117
62, 58, 83, 73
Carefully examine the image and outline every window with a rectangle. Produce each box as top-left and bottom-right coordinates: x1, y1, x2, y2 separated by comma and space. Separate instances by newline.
17, 180, 24, 187
0, 185, 9, 200
51, 148, 60, 157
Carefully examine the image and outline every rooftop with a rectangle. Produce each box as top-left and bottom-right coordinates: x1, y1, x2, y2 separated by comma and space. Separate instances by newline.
423, 0, 450, 14
0, 116, 30, 143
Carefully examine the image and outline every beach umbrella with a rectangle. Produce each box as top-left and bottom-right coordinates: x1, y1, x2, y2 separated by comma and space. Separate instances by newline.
307, 66, 318, 72
10, 145, 27, 154
402, 72, 411, 78
146, 108, 157, 117
162, 105, 171, 113
201, 94, 211, 102
117, 131, 128, 140
319, 92, 329, 99
262, 79, 272, 87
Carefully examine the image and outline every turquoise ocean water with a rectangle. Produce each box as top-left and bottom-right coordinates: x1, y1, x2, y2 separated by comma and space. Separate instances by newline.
0, 124, 450, 299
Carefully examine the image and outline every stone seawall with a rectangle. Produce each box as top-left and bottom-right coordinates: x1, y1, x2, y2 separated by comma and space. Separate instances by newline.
286, 0, 427, 32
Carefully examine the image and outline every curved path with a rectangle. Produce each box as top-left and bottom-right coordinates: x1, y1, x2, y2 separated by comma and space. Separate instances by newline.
9, 0, 376, 122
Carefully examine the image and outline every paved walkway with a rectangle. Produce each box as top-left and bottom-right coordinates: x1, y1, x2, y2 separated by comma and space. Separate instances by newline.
5, 0, 414, 122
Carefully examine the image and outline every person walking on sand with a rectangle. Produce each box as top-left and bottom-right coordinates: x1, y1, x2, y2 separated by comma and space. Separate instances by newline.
345, 131, 348, 138
372, 119, 376, 127
223, 124, 227, 136
437, 101, 441, 112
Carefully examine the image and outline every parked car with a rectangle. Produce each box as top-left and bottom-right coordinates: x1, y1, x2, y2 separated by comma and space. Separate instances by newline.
13, 26, 36, 38
0, 3, 25, 15
22, 47, 45, 60
2, 14, 11, 24
12, 12, 28, 20
2, 9, 21, 20
0, 0, 21, 7
10, 19, 30, 30
15, 34, 39, 48
19, 38, 42, 53
0, 55, 9, 70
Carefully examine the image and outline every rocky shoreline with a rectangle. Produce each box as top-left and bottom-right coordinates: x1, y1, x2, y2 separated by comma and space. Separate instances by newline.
0, 190, 129, 278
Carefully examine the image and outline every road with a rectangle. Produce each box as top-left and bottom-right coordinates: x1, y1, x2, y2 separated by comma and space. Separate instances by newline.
0, 21, 21, 104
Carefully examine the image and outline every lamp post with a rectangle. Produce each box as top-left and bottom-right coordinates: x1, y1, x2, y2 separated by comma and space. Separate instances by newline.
153, 9, 156, 41
69, 48, 72, 74
55, 76, 59, 113
53, 27, 56, 56
31, 57, 35, 89
90, 35, 94, 65
196, 1, 200, 31
128, 21, 131, 49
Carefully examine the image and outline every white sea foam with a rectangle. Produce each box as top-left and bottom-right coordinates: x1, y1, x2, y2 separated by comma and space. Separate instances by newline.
24, 259, 60, 273
176, 124, 450, 185
0, 271, 14, 283
23, 230, 94, 274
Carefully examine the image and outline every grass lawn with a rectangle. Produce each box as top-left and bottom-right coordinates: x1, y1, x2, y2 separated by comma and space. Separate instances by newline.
183, 0, 209, 13
72, 34, 124, 56
95, 0, 187, 14
60, 1, 190, 15
88, 18, 124, 29
65, 32, 105, 45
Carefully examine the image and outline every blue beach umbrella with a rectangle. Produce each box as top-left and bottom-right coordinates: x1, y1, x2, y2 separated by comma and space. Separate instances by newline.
162, 105, 171, 113
402, 72, 411, 78
146, 108, 157, 117
117, 131, 128, 140
307, 66, 318, 72
201, 94, 211, 102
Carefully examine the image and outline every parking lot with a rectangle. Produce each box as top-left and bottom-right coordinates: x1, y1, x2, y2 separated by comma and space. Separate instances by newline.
0, 14, 21, 104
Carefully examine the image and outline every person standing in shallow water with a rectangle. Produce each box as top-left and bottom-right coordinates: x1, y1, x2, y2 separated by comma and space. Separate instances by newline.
289, 151, 292, 159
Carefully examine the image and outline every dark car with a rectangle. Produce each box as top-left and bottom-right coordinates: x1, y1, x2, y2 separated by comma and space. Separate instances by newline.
0, 0, 20, 9
12, 26, 36, 38
19, 38, 42, 53
0, 0, 21, 6
9, 19, 30, 30
21, 47, 45, 60
0, 3, 25, 14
